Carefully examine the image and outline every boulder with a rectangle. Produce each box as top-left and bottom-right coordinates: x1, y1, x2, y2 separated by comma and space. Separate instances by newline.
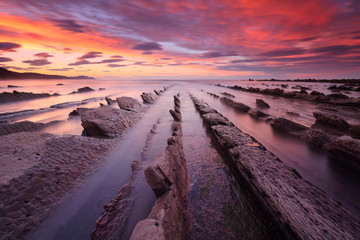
328, 93, 349, 99
270, 117, 308, 134
313, 112, 350, 130
0, 91, 51, 104
349, 125, 360, 140
81, 105, 138, 138
256, 99, 270, 108
202, 113, 233, 126
303, 129, 335, 148
68, 107, 94, 117
70, 86, 95, 94
154, 90, 161, 95
116, 97, 142, 112
310, 91, 322, 96
141, 92, 157, 104
261, 88, 284, 96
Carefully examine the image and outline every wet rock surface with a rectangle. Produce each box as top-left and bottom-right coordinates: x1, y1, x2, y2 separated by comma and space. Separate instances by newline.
256, 98, 270, 108
0, 132, 115, 239
70, 86, 95, 94
220, 97, 250, 112
313, 111, 350, 130
191, 96, 360, 240
0, 90, 51, 104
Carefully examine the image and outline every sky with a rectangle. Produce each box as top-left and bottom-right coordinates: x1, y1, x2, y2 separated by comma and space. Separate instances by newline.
0, 0, 359, 80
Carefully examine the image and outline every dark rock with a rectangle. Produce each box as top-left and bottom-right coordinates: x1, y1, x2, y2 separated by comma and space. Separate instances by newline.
221, 92, 235, 98
282, 91, 298, 98
169, 109, 181, 122
300, 89, 308, 94
313, 112, 350, 130
105, 97, 116, 105
303, 129, 335, 147
220, 97, 250, 112
69, 107, 94, 117
116, 97, 142, 112
98, 88, 106, 91
154, 90, 161, 95
286, 112, 300, 117
270, 117, 308, 133
256, 99, 270, 108
328, 93, 349, 99
56, 83, 64, 86
141, 92, 157, 104
310, 90, 322, 96
349, 125, 360, 140
7, 85, 20, 88
325, 139, 360, 167
70, 86, 95, 94
52, 93, 60, 96
191, 97, 217, 114
261, 88, 284, 96
248, 109, 270, 119
281, 84, 288, 88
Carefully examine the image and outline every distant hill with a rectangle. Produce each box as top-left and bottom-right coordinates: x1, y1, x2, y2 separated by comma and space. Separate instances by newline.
0, 67, 94, 80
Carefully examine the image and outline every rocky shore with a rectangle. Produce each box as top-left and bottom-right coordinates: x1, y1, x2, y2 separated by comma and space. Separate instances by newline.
190, 96, 360, 239
0, 88, 168, 239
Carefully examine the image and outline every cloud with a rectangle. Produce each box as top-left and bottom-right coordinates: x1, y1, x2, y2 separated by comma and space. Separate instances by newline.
23, 59, 52, 66
0, 57, 13, 62
34, 52, 54, 59
132, 42, 162, 51
142, 51, 153, 55
110, 55, 123, 58
79, 51, 103, 60
107, 64, 127, 67
68, 58, 124, 66
310, 44, 360, 55
50, 19, 85, 33
200, 51, 238, 58
48, 68, 73, 71
0, 42, 21, 52
258, 48, 306, 57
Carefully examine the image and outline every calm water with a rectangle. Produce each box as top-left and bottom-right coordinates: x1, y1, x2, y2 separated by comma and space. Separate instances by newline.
1, 78, 359, 239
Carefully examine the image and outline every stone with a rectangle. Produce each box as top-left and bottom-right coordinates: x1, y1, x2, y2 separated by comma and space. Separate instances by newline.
0, 91, 51, 104
270, 117, 308, 133
141, 92, 157, 104
105, 97, 116, 105
154, 90, 161, 95
349, 125, 360, 140
256, 99, 270, 108
313, 112, 350, 130
248, 109, 270, 119
70, 86, 94, 94
169, 110, 181, 122
0, 120, 59, 136
303, 129, 335, 147
116, 97, 142, 112
68, 107, 94, 117
81, 105, 139, 138
221, 92, 235, 98
220, 97, 250, 112
202, 113, 233, 126
325, 139, 360, 167
328, 93, 349, 99
130, 219, 165, 240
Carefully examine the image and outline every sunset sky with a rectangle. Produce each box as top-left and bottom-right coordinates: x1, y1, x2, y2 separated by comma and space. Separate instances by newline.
0, 0, 359, 79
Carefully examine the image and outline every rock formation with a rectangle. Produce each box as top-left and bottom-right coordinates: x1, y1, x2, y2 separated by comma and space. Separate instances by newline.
0, 90, 51, 104
116, 97, 143, 112
141, 92, 157, 104
256, 99, 270, 108
190, 95, 360, 239
0, 120, 60, 136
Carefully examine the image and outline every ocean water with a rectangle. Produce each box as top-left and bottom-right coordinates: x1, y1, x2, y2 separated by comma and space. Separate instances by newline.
1, 78, 359, 239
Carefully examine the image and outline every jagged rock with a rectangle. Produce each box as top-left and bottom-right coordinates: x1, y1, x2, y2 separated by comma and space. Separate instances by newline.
169, 110, 181, 122
7, 85, 20, 88
0, 120, 59, 136
174, 105, 180, 113
99, 88, 106, 91
81, 105, 139, 138
248, 109, 269, 119
105, 97, 116, 105
220, 97, 250, 112
116, 97, 142, 112
270, 117, 308, 134
310, 90, 321, 96
141, 92, 157, 104
282, 91, 298, 98
256, 99, 270, 108
325, 139, 360, 166
313, 112, 350, 130
192, 98, 217, 114
261, 88, 284, 96
52, 93, 60, 96
154, 90, 161, 95
56, 83, 64, 86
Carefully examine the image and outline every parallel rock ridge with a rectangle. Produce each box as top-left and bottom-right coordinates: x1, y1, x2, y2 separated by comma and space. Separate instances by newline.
190, 95, 360, 240
131, 94, 190, 240
0, 90, 51, 104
